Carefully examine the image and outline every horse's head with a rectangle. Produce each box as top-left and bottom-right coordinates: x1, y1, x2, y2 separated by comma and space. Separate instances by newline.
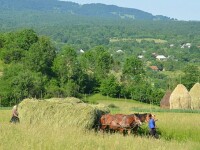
135, 113, 150, 123
134, 115, 142, 126
145, 113, 152, 122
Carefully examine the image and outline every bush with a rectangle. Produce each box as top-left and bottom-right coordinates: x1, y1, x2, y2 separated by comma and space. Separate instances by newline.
100, 75, 121, 98
107, 103, 119, 108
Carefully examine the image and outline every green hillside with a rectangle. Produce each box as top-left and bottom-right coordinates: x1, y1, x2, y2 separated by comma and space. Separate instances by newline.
0, 0, 171, 22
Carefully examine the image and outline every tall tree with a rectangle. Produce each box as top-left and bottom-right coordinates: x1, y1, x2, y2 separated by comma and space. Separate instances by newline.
53, 45, 78, 85
100, 75, 120, 98
122, 56, 145, 81
23, 36, 56, 75
0, 29, 38, 64
16, 29, 38, 51
0, 64, 46, 106
52, 45, 85, 97
182, 64, 200, 89
92, 46, 113, 80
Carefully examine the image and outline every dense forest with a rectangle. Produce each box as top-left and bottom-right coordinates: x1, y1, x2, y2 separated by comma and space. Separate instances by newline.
0, 0, 199, 106
0, 0, 172, 21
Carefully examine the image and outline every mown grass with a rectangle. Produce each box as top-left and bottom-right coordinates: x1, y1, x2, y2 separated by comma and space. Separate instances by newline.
84, 94, 159, 113
132, 107, 200, 114
136, 38, 167, 43
0, 94, 200, 150
109, 37, 167, 44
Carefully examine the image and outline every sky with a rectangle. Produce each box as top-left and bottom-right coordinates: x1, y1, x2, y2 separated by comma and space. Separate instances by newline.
62, 0, 200, 21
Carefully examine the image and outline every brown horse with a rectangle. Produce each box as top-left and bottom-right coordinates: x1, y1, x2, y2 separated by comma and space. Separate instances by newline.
109, 114, 142, 135
132, 113, 151, 135
100, 114, 141, 135
134, 113, 150, 123
100, 114, 124, 133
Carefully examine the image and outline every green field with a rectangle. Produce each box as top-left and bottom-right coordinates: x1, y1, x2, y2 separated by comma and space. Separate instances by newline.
109, 37, 167, 43
0, 94, 200, 150
0, 60, 4, 76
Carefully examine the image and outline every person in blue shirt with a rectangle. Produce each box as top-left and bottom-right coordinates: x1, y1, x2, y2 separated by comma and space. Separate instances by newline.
148, 114, 157, 138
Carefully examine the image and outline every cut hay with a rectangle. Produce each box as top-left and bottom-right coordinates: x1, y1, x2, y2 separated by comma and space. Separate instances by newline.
169, 84, 191, 109
160, 90, 172, 109
189, 83, 200, 109
18, 97, 110, 129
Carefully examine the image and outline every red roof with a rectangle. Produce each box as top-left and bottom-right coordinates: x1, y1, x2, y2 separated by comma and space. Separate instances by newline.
150, 66, 158, 71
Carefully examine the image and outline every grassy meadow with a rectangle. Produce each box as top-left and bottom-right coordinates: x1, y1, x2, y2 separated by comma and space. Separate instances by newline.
0, 94, 200, 150
109, 37, 167, 44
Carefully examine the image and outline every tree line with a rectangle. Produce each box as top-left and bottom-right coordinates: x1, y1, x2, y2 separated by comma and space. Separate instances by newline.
0, 29, 163, 106
0, 29, 199, 106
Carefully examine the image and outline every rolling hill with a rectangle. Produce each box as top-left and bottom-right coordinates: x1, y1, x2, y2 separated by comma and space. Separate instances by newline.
0, 0, 173, 30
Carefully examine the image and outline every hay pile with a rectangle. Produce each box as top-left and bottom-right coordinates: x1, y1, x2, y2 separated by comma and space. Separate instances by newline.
169, 84, 191, 109
189, 83, 200, 109
160, 90, 172, 109
18, 97, 110, 129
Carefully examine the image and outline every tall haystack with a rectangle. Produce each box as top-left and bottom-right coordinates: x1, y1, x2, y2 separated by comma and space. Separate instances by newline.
18, 97, 110, 129
160, 90, 172, 109
189, 83, 200, 109
169, 84, 191, 109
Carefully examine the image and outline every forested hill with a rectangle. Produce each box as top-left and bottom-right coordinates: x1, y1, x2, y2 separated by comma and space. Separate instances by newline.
0, 0, 172, 21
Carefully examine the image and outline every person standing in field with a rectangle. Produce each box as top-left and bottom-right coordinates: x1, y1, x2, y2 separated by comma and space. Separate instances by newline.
148, 114, 158, 138
10, 105, 20, 123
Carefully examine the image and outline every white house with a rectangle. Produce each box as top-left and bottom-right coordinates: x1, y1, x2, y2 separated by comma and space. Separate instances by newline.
138, 55, 144, 59
80, 49, 84, 53
156, 55, 167, 61
116, 49, 123, 53
185, 43, 191, 48
181, 43, 191, 48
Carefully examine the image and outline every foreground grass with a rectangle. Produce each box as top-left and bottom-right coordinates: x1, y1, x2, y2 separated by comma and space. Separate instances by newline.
1, 95, 200, 150
0, 122, 199, 150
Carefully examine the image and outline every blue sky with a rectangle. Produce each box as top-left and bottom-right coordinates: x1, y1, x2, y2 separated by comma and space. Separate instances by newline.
62, 0, 200, 21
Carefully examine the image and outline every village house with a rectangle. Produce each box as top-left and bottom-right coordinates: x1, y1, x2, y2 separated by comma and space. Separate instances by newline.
152, 52, 157, 57
149, 66, 159, 71
116, 49, 123, 53
156, 55, 167, 61
79, 49, 84, 53
138, 55, 144, 59
181, 43, 191, 48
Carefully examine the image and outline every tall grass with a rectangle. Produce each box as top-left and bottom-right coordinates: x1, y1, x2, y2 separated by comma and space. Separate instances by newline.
0, 109, 11, 122
156, 113, 200, 142
1, 95, 200, 150
86, 94, 200, 142
85, 94, 158, 113
0, 119, 199, 150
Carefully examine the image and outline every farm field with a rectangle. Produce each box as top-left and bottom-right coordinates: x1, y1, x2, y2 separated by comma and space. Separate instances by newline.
0, 94, 200, 150
109, 37, 167, 43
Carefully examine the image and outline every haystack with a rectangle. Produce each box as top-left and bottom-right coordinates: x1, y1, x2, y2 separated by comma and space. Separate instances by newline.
189, 83, 200, 109
169, 84, 191, 109
18, 97, 110, 129
160, 90, 172, 109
